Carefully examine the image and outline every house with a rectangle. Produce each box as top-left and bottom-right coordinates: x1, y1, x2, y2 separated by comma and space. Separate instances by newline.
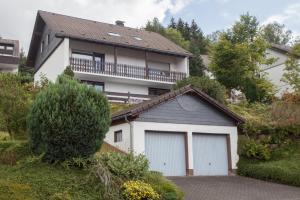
0, 37, 19, 73
27, 11, 192, 103
261, 44, 300, 96
201, 44, 300, 98
105, 85, 244, 176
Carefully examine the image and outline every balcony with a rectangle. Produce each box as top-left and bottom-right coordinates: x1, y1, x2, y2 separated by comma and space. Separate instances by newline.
69, 57, 186, 83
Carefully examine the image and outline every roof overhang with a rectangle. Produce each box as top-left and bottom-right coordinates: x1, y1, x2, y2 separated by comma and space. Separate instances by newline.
56, 33, 192, 58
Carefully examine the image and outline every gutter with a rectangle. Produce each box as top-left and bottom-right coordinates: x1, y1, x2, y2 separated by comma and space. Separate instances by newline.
125, 115, 134, 151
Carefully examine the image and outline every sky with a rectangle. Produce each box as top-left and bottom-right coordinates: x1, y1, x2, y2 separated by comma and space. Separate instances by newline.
0, 0, 299, 53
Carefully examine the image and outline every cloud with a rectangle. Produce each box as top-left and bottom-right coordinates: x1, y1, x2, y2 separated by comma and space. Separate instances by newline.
263, 3, 300, 25
0, 0, 192, 53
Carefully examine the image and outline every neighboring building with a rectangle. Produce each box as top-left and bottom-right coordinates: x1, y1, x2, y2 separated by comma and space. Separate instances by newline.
106, 85, 244, 176
202, 44, 300, 97
27, 11, 192, 103
0, 38, 20, 73
262, 44, 300, 96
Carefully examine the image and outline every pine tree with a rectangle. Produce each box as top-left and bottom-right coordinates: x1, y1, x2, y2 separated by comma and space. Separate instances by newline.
168, 17, 177, 29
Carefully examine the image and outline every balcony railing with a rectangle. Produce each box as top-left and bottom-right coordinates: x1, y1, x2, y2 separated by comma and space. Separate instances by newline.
70, 57, 186, 83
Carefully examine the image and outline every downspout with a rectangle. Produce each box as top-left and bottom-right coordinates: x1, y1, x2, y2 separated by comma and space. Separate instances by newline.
125, 115, 134, 151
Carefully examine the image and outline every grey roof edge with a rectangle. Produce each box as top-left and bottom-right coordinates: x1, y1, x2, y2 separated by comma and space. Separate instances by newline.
112, 85, 245, 125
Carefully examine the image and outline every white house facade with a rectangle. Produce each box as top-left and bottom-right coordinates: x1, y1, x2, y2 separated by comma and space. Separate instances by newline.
27, 11, 191, 103
105, 86, 244, 176
261, 44, 300, 96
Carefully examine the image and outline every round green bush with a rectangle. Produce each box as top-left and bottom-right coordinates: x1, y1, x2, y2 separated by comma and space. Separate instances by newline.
174, 76, 226, 104
27, 75, 110, 161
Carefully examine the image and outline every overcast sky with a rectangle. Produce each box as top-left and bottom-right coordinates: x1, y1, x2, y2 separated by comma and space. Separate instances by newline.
0, 0, 299, 54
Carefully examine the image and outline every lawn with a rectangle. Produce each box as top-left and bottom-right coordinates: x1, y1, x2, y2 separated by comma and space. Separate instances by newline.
0, 136, 104, 200
238, 140, 300, 187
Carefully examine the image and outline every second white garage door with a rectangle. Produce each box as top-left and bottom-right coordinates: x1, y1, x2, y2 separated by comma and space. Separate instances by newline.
193, 133, 228, 176
145, 131, 186, 176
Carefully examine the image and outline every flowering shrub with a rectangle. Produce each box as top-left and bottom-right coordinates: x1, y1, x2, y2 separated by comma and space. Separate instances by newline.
122, 180, 160, 200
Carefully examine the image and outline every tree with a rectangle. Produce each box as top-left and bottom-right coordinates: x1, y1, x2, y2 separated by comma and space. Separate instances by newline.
164, 28, 190, 50
0, 73, 32, 139
27, 75, 111, 161
261, 22, 292, 45
18, 49, 34, 83
231, 13, 259, 43
174, 76, 227, 104
168, 17, 176, 29
210, 13, 275, 102
282, 43, 300, 92
145, 18, 165, 35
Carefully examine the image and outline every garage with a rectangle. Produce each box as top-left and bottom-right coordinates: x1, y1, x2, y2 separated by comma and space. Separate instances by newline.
108, 85, 244, 176
193, 133, 229, 176
145, 131, 186, 176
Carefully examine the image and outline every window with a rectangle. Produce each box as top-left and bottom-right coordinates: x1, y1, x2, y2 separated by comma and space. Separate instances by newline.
72, 51, 105, 71
81, 80, 104, 92
46, 34, 50, 45
6, 46, 13, 51
108, 32, 120, 37
0, 45, 4, 49
148, 88, 170, 96
133, 36, 142, 41
40, 41, 44, 53
114, 130, 122, 142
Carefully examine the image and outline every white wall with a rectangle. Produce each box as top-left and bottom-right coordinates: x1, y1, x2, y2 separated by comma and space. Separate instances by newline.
261, 48, 296, 96
105, 122, 132, 152
34, 38, 70, 83
105, 81, 149, 94
131, 121, 239, 170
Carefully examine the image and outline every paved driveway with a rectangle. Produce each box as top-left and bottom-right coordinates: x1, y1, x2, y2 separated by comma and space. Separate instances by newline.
169, 176, 300, 200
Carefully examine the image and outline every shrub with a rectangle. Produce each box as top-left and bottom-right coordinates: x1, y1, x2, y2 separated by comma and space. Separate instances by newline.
0, 140, 30, 165
27, 75, 110, 161
174, 76, 226, 104
122, 180, 160, 200
237, 158, 300, 187
99, 152, 149, 180
63, 66, 75, 78
241, 139, 271, 161
0, 73, 32, 139
144, 171, 184, 200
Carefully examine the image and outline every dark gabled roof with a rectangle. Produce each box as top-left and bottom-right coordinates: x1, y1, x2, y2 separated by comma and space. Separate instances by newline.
27, 10, 192, 66
112, 85, 245, 125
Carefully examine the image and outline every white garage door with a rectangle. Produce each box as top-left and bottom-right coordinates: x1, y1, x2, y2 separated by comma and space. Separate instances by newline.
193, 134, 228, 176
145, 131, 186, 176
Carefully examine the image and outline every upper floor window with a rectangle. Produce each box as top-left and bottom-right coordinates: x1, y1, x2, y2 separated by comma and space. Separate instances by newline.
46, 34, 50, 45
41, 41, 44, 53
133, 36, 142, 41
114, 130, 122, 142
6, 46, 13, 51
108, 32, 120, 37
0, 45, 4, 50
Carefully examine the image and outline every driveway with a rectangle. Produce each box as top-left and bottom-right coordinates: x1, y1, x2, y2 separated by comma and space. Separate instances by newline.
169, 176, 300, 200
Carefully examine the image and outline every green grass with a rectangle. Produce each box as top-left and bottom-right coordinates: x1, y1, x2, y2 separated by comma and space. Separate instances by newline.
238, 140, 300, 187
0, 162, 103, 200
0, 139, 105, 200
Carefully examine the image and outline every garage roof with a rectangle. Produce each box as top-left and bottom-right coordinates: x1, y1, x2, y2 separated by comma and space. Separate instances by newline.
112, 85, 245, 125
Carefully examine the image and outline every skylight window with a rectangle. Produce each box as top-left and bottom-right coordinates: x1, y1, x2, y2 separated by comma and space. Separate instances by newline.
133, 36, 142, 41
108, 32, 120, 37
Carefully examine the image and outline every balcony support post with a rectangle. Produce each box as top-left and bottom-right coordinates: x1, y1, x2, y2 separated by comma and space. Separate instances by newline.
114, 46, 117, 73
145, 51, 149, 78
